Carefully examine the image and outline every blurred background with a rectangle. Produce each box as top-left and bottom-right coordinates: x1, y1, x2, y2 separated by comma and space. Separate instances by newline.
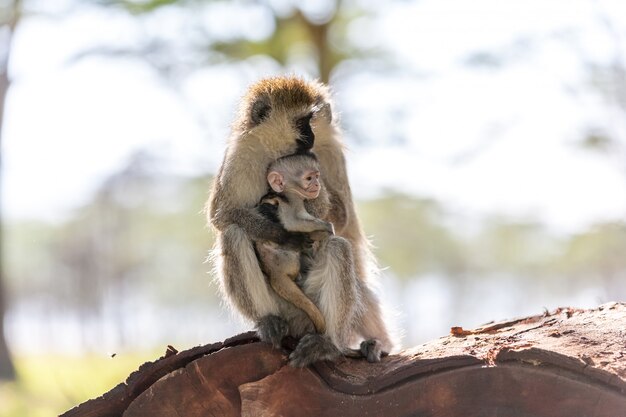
1, 0, 625, 415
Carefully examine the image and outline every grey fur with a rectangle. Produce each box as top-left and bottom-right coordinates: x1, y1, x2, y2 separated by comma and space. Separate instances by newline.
255, 154, 333, 334
289, 333, 341, 367
208, 77, 394, 368
360, 339, 383, 363
256, 314, 289, 348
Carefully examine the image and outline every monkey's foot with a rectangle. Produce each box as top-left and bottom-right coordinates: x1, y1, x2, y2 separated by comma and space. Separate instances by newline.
360, 339, 383, 363
256, 315, 289, 349
289, 334, 341, 368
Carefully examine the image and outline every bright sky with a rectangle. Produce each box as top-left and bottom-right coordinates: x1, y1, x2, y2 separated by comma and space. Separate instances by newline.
3, 0, 626, 233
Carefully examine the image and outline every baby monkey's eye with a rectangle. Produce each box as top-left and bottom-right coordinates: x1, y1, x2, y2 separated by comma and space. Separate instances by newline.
306, 176, 313, 181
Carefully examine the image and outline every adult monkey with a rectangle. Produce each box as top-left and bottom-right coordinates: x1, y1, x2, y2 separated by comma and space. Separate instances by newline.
208, 76, 392, 366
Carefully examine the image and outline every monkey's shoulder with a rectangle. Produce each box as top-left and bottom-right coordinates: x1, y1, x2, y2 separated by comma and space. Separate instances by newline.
257, 192, 288, 224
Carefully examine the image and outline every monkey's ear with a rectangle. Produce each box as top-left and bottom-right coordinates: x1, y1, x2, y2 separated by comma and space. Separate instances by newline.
267, 171, 285, 193
319, 102, 332, 123
250, 96, 271, 126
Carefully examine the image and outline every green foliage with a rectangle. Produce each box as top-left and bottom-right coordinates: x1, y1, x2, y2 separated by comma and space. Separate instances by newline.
557, 222, 626, 277
469, 218, 557, 276
579, 131, 615, 153
94, 0, 193, 14
5, 153, 217, 316
359, 193, 465, 279
212, 12, 312, 67
9, 174, 622, 314
88, 0, 382, 83
0, 352, 157, 417
212, 8, 375, 82
358, 192, 625, 287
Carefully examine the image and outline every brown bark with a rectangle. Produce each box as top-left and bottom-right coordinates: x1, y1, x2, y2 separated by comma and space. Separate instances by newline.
62, 303, 626, 417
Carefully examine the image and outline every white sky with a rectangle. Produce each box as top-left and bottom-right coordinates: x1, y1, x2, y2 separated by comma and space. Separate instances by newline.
2, 0, 626, 233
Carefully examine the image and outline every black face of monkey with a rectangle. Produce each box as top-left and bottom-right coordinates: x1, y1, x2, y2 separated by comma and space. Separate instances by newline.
295, 113, 314, 154
249, 97, 315, 154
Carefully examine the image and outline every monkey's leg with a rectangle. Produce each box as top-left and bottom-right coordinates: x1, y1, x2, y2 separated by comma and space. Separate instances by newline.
354, 283, 394, 362
269, 273, 327, 334
256, 243, 327, 334
216, 226, 287, 346
290, 236, 360, 367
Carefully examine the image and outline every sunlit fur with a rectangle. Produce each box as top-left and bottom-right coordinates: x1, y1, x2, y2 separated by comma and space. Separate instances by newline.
268, 154, 321, 200
208, 76, 393, 366
300, 236, 364, 350
255, 155, 332, 334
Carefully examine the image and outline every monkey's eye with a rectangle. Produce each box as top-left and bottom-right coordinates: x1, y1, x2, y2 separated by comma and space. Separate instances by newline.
306, 176, 313, 181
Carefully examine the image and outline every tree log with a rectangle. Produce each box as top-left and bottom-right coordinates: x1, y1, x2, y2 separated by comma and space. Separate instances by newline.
61, 303, 626, 417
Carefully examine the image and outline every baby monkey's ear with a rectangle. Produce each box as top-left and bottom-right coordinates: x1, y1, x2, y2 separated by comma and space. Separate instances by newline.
267, 171, 285, 193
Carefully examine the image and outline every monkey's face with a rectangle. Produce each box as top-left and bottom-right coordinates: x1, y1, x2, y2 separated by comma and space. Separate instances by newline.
299, 169, 321, 200
240, 77, 333, 156
267, 167, 321, 200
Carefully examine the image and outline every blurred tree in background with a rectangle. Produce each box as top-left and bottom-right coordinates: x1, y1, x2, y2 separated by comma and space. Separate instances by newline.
6, 152, 214, 351
0, 0, 625, 375
1, 2, 626, 414
579, 1, 626, 157
359, 194, 466, 279
557, 223, 626, 301
3, 0, 625, 351
92, 0, 380, 83
0, 0, 21, 381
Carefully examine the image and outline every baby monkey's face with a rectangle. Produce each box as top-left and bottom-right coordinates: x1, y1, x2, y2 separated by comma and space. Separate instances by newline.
266, 155, 322, 200
299, 169, 321, 199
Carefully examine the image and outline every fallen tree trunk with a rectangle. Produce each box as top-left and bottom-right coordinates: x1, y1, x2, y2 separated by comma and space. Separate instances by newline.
62, 303, 626, 417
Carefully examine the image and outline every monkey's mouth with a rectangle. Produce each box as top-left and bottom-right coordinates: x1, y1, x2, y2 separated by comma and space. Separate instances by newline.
298, 188, 320, 200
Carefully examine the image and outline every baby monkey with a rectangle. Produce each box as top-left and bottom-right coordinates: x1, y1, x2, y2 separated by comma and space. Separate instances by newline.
255, 153, 334, 334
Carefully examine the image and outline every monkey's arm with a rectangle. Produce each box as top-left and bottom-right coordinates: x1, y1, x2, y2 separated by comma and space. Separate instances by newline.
221, 206, 313, 249
278, 196, 334, 235
209, 167, 308, 247
282, 209, 334, 234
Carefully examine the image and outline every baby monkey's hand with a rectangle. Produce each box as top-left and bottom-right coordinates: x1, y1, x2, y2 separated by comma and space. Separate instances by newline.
309, 222, 334, 241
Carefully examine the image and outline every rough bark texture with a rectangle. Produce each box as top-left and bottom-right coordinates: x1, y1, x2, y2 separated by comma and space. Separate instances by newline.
62, 303, 626, 417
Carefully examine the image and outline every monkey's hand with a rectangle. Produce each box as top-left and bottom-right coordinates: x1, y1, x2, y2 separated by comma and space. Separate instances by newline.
323, 221, 335, 235
308, 221, 334, 242
309, 230, 330, 242
309, 230, 331, 242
